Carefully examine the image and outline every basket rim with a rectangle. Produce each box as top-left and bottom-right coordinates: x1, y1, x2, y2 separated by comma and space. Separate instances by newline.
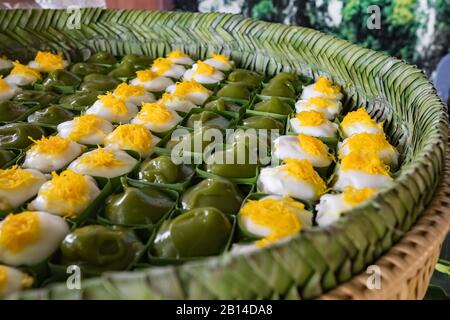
1, 9, 449, 299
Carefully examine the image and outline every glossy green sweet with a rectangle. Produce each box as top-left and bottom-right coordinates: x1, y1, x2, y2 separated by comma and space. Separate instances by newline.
242, 115, 284, 130
27, 106, 74, 126
13, 90, 60, 106
59, 91, 101, 110
261, 81, 296, 98
181, 177, 244, 214
205, 143, 258, 179
0, 149, 16, 167
253, 97, 293, 115
41, 69, 82, 90
120, 54, 152, 69
108, 62, 138, 78
216, 83, 251, 100
87, 51, 117, 65
138, 155, 194, 184
227, 69, 262, 89
186, 111, 230, 130
0, 101, 30, 122
79, 73, 119, 92
152, 207, 232, 259
204, 98, 242, 113
60, 225, 144, 271
70, 62, 111, 77
104, 186, 175, 225
0, 123, 46, 149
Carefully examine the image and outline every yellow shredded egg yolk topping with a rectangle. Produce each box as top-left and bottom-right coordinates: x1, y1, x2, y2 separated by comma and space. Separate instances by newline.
194, 61, 215, 76
136, 69, 159, 82
341, 108, 379, 130
342, 186, 376, 205
0, 266, 7, 290
34, 51, 64, 71
313, 76, 341, 94
297, 134, 333, 160
167, 50, 188, 59
98, 92, 128, 115
240, 197, 304, 247
341, 152, 390, 176
305, 97, 335, 109
0, 212, 41, 253
113, 83, 145, 100
161, 92, 176, 103
0, 266, 33, 290
296, 110, 326, 126
79, 147, 125, 168
10, 61, 41, 80
0, 76, 11, 92
152, 58, 173, 75
340, 132, 395, 157
0, 166, 36, 191
29, 135, 70, 155
107, 124, 153, 155
136, 102, 173, 124
282, 158, 327, 195
68, 114, 105, 141
41, 170, 89, 217
211, 53, 230, 65
172, 80, 208, 96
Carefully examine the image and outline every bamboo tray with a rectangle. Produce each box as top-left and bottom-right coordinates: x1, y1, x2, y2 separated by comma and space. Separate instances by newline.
0, 9, 448, 299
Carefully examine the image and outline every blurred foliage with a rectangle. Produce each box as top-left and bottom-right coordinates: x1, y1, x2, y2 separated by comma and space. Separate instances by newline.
192, 0, 450, 74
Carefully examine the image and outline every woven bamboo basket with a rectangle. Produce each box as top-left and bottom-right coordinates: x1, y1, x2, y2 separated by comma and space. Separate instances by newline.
1, 9, 448, 300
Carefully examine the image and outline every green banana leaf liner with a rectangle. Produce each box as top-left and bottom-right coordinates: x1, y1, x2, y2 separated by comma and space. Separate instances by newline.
153, 126, 182, 156
45, 225, 152, 285
0, 102, 46, 125
0, 66, 12, 76
127, 158, 196, 192
0, 148, 23, 169
90, 149, 141, 190
196, 161, 260, 185
285, 113, 341, 148
235, 192, 313, 242
33, 83, 78, 94
97, 176, 179, 231
146, 209, 237, 266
